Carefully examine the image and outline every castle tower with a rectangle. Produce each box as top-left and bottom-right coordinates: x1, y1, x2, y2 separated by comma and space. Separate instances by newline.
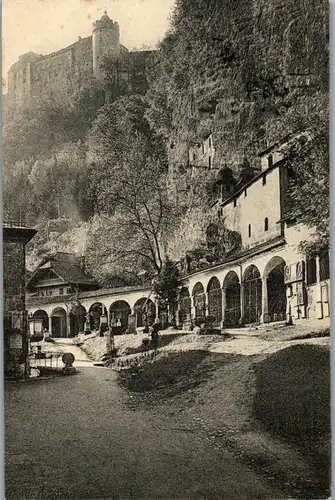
92, 10, 120, 81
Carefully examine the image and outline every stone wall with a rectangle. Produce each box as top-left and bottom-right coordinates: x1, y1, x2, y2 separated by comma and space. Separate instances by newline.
3, 227, 37, 377
7, 37, 94, 108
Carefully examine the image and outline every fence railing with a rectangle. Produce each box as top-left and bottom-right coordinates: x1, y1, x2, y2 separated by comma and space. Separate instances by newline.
29, 350, 64, 372
3, 220, 27, 228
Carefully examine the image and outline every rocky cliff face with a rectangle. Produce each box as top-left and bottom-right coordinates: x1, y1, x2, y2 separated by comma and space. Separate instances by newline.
162, 0, 328, 203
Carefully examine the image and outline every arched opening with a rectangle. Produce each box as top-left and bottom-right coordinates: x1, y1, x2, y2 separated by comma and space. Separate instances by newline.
223, 271, 241, 327
192, 282, 206, 324
264, 257, 287, 322
89, 302, 108, 332
50, 307, 67, 338
33, 310, 49, 331
109, 300, 131, 333
69, 304, 87, 337
243, 265, 262, 324
134, 298, 156, 328
207, 277, 222, 327
178, 287, 192, 329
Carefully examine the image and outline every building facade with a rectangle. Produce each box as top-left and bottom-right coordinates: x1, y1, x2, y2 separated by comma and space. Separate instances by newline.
26, 144, 330, 336
26, 252, 99, 337
3, 223, 37, 378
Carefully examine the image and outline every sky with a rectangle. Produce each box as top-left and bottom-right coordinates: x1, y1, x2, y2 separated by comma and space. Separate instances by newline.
2, 0, 175, 92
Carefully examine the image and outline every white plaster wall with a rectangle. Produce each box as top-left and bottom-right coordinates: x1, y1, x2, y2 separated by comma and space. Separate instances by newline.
221, 168, 282, 248
27, 288, 153, 319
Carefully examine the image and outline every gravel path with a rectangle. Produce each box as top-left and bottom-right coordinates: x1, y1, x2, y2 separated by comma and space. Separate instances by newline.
5, 345, 285, 500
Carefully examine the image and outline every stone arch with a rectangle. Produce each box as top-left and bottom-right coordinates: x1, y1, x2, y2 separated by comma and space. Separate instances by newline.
192, 282, 206, 323
264, 256, 287, 323
33, 309, 49, 331
89, 302, 108, 332
109, 300, 131, 333
50, 307, 67, 338
207, 277, 222, 327
243, 265, 262, 324
223, 271, 241, 327
134, 298, 155, 328
178, 287, 192, 329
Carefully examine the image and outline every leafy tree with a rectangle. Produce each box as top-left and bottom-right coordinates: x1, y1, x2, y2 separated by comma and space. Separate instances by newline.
152, 258, 182, 324
3, 98, 73, 168
86, 95, 176, 282
86, 146, 173, 278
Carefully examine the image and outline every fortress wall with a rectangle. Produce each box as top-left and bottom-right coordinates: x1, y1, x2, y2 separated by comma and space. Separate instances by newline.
72, 36, 93, 87
8, 37, 94, 107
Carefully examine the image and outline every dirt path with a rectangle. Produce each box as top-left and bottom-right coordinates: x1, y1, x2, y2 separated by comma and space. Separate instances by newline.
5, 361, 286, 500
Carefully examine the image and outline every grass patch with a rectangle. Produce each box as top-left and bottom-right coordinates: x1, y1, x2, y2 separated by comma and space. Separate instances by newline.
118, 350, 212, 393
253, 344, 330, 493
259, 325, 330, 342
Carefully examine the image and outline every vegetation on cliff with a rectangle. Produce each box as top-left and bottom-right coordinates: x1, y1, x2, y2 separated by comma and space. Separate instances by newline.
3, 0, 329, 281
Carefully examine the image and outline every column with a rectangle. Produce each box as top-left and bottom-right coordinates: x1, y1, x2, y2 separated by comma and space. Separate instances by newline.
239, 282, 245, 326
315, 256, 323, 319
286, 285, 294, 325
154, 298, 160, 323
260, 277, 270, 323
221, 287, 226, 328
66, 312, 71, 338
190, 296, 196, 326
204, 293, 209, 319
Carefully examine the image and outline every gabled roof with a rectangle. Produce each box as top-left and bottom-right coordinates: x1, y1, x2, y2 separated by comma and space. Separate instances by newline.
26, 252, 97, 291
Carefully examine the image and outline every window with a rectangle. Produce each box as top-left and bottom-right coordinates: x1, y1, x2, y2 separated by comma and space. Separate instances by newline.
46, 289, 53, 297
193, 152, 196, 161
264, 217, 269, 231
248, 224, 251, 237
59, 288, 64, 295
268, 154, 273, 168
208, 156, 212, 168
202, 144, 205, 154
67, 287, 72, 294
319, 251, 330, 281
218, 209, 221, 218
233, 199, 237, 207
244, 188, 247, 197
306, 257, 317, 286
262, 174, 267, 185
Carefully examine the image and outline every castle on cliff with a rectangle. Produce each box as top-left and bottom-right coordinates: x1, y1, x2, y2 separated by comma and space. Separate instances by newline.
5, 11, 154, 109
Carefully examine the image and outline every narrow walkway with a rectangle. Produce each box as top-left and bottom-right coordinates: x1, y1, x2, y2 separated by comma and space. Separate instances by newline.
41, 337, 96, 367
5, 360, 285, 500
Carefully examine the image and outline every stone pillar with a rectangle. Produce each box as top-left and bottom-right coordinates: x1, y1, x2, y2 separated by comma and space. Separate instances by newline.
154, 298, 160, 323
190, 297, 196, 326
204, 293, 209, 319
66, 313, 71, 338
260, 277, 270, 324
239, 283, 245, 326
286, 285, 294, 324
314, 257, 324, 319
221, 288, 226, 328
